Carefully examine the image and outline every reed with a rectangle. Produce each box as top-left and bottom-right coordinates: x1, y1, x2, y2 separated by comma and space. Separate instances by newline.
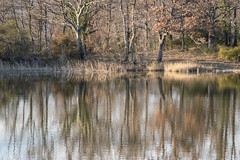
63, 60, 126, 73
146, 62, 164, 71
0, 59, 127, 73
164, 62, 200, 72
1, 57, 239, 74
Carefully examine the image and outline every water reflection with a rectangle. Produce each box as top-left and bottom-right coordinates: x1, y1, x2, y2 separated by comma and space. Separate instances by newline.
0, 73, 240, 159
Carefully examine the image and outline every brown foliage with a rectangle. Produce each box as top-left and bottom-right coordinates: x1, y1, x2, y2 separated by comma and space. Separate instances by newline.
51, 32, 78, 56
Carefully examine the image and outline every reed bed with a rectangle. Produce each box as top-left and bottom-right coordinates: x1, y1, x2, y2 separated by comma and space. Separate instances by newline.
1, 58, 239, 74
63, 60, 126, 73
0, 59, 127, 74
164, 62, 200, 72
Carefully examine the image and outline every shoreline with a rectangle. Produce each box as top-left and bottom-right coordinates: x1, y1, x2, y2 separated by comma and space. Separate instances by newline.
1, 51, 240, 74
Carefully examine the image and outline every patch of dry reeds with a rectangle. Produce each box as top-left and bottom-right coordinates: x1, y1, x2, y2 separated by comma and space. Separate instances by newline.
63, 60, 126, 73
0, 59, 55, 72
164, 62, 200, 72
0, 59, 127, 73
146, 62, 164, 71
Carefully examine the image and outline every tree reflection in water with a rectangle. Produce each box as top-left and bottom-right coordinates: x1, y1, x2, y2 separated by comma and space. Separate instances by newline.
0, 73, 240, 159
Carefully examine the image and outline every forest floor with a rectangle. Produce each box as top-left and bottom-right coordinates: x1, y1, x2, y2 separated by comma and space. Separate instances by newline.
1, 50, 240, 74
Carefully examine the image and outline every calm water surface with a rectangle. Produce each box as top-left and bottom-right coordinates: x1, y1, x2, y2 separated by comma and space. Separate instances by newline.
0, 73, 240, 160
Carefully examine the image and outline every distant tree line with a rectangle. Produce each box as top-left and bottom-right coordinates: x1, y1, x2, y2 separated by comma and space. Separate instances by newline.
0, 0, 239, 61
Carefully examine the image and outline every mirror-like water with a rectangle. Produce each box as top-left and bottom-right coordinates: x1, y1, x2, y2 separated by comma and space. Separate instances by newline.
0, 73, 240, 160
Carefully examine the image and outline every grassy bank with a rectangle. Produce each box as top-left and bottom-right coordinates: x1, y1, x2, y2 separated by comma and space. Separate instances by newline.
1, 50, 240, 74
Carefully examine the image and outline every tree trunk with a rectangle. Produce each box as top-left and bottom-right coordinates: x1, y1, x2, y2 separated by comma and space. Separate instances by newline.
11, 0, 19, 30
129, 0, 136, 62
227, 1, 232, 46
180, 3, 184, 51
145, 1, 149, 52
228, 21, 232, 46
208, 30, 214, 48
224, 24, 228, 46
233, 6, 238, 47
124, 18, 129, 61
158, 32, 166, 62
76, 29, 85, 60
125, 4, 130, 61
44, 5, 50, 55
208, 7, 216, 48
121, 0, 130, 61
182, 31, 185, 50
29, 13, 34, 49
145, 21, 149, 51
129, 26, 136, 61
38, 2, 43, 52
106, 0, 112, 47
21, 0, 25, 29
25, 0, 34, 50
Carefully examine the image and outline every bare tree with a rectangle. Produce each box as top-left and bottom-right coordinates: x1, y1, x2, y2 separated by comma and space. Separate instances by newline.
120, 0, 137, 61
24, 0, 35, 47
48, 0, 97, 60
232, 0, 239, 47
37, 0, 44, 51
129, 0, 136, 61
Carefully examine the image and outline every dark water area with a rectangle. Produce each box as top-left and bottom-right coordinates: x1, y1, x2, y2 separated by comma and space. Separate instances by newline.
0, 73, 240, 159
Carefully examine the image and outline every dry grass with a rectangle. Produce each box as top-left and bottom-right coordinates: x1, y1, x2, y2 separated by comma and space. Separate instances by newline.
0, 59, 53, 72
63, 60, 126, 73
1, 49, 240, 74
164, 62, 200, 72
0, 59, 127, 74
146, 62, 164, 71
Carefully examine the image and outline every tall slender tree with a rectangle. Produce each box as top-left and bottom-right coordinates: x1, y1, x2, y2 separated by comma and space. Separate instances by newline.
49, 0, 97, 60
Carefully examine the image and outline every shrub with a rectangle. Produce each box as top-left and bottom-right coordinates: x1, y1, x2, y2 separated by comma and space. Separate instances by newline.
0, 20, 31, 56
165, 35, 195, 50
218, 45, 240, 61
51, 32, 79, 57
197, 44, 219, 55
165, 38, 182, 50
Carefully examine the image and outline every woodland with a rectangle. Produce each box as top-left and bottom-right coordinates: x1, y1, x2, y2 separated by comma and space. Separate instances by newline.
0, 0, 240, 63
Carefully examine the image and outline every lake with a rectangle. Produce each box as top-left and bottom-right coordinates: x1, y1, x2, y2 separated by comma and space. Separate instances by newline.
0, 72, 240, 159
